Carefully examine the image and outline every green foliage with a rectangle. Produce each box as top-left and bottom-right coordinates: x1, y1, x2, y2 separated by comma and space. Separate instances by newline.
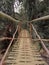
0, 0, 14, 17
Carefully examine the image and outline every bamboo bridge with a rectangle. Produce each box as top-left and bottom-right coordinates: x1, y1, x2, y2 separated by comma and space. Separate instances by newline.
0, 12, 49, 65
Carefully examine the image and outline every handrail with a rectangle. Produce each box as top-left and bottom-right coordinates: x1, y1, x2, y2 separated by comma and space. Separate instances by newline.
0, 26, 18, 65
0, 11, 20, 23
31, 24, 49, 55
30, 15, 49, 23
1, 11, 49, 23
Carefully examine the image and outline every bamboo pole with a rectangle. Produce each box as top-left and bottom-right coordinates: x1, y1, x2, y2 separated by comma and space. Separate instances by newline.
31, 24, 49, 55
0, 26, 18, 65
30, 15, 49, 23
32, 39, 49, 42
0, 11, 20, 23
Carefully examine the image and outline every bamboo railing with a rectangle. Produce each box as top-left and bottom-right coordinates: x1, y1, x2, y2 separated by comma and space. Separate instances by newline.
0, 26, 18, 65
0, 11, 20, 23
31, 24, 49, 55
